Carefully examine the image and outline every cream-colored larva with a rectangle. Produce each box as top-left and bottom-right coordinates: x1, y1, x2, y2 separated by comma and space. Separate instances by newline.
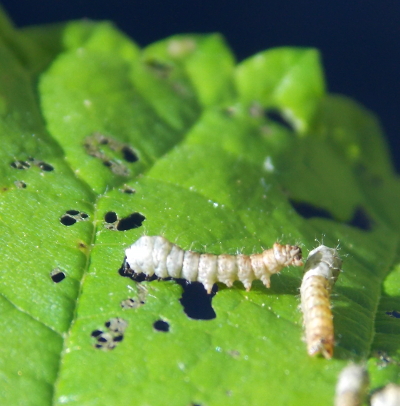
334, 364, 369, 406
371, 383, 400, 406
124, 236, 303, 293
300, 244, 342, 359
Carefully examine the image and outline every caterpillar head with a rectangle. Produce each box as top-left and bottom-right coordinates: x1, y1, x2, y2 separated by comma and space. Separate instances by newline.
273, 243, 303, 268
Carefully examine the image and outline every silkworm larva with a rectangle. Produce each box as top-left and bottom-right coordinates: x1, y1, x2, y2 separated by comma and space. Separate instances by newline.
300, 244, 342, 359
124, 236, 303, 294
371, 383, 400, 406
334, 364, 369, 406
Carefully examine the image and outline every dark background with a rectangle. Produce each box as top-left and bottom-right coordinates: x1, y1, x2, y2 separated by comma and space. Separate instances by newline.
2, 1, 400, 171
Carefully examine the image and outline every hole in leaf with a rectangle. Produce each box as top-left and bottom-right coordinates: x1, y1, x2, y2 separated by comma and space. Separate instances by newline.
14, 180, 27, 189
290, 200, 334, 220
265, 108, 295, 131
177, 279, 217, 320
66, 210, 80, 216
50, 268, 66, 283
346, 206, 373, 231
60, 215, 77, 226
10, 160, 31, 169
104, 211, 118, 223
117, 212, 145, 231
92, 318, 128, 350
91, 330, 103, 338
290, 200, 373, 231
37, 161, 54, 171
153, 320, 170, 332
105, 318, 128, 334
60, 210, 89, 226
120, 185, 136, 194
386, 310, 400, 318
121, 298, 143, 309
121, 146, 139, 163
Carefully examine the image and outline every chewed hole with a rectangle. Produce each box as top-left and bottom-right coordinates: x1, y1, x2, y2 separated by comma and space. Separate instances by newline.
121, 146, 139, 163
265, 108, 295, 131
290, 200, 334, 220
177, 280, 217, 320
60, 215, 77, 226
153, 320, 170, 332
117, 212, 145, 231
37, 161, 54, 171
66, 210, 80, 216
119, 185, 136, 194
104, 211, 118, 223
386, 310, 400, 318
92, 318, 128, 351
10, 160, 31, 170
60, 210, 89, 226
346, 206, 373, 231
14, 180, 27, 189
50, 268, 66, 283
290, 200, 373, 231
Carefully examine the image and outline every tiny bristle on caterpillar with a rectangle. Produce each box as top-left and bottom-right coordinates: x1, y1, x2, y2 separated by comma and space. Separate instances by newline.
124, 236, 303, 293
300, 244, 342, 359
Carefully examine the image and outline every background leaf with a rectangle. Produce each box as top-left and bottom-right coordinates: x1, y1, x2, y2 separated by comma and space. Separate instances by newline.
1, 8, 400, 406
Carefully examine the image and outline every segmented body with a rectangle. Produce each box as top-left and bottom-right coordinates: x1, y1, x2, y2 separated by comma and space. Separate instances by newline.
124, 236, 303, 293
335, 364, 369, 406
371, 384, 400, 406
300, 245, 342, 359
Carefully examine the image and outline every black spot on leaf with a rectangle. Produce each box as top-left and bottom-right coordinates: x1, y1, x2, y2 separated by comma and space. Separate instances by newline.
153, 320, 170, 332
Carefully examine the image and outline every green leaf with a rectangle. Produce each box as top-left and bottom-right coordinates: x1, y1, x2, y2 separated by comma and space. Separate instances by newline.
1, 7, 400, 406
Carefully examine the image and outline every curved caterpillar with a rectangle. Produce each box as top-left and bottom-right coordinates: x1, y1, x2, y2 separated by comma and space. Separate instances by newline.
300, 244, 342, 359
124, 236, 303, 293
335, 364, 369, 406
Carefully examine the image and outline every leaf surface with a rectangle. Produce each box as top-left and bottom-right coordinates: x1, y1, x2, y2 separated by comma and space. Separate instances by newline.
1, 9, 400, 406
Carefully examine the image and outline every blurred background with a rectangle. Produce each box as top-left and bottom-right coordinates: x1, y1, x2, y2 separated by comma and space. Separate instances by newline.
2, 1, 399, 171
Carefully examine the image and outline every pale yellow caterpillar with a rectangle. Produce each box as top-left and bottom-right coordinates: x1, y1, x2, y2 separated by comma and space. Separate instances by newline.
124, 236, 303, 293
334, 364, 369, 406
371, 383, 400, 406
300, 244, 342, 359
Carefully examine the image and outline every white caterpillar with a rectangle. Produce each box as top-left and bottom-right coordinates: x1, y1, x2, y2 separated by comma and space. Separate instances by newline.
124, 236, 303, 293
371, 383, 400, 406
300, 244, 342, 359
335, 364, 369, 406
